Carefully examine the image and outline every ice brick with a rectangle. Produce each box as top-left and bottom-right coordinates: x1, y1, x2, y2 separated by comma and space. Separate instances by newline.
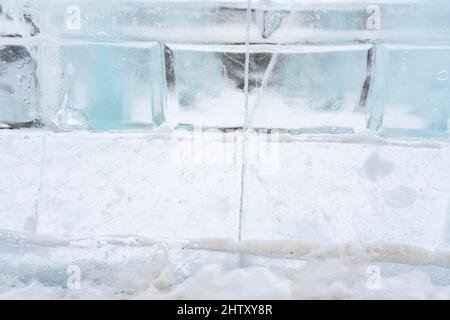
1, 3, 40, 124
241, 138, 450, 250
166, 44, 246, 128
47, 0, 248, 43
41, 42, 165, 131
248, 44, 371, 132
0, 43, 39, 124
37, 132, 242, 239
0, 131, 44, 232
368, 45, 450, 138
251, 0, 373, 42
250, 1, 450, 43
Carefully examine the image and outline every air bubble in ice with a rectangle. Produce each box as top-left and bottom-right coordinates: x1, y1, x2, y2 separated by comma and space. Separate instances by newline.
437, 70, 449, 82
386, 186, 417, 209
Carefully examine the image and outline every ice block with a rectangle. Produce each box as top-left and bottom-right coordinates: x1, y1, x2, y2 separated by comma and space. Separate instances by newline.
165, 44, 247, 129
40, 42, 165, 131
0, 1, 41, 125
368, 44, 450, 138
247, 44, 371, 133
2, 0, 450, 135
250, 0, 450, 43
46, 0, 249, 43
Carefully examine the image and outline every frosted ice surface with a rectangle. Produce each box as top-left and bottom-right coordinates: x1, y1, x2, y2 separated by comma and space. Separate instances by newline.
0, 131, 44, 233
37, 132, 242, 239
242, 140, 450, 250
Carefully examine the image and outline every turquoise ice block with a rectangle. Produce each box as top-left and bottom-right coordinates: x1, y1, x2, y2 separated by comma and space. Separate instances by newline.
49, 42, 165, 131
368, 44, 450, 138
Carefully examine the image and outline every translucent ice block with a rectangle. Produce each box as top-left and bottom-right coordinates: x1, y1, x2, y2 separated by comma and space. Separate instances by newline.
2, 0, 450, 136
46, 0, 248, 43
0, 43, 39, 124
165, 44, 246, 128
248, 44, 371, 133
250, 0, 450, 43
0, 2, 40, 125
41, 42, 165, 131
368, 45, 450, 138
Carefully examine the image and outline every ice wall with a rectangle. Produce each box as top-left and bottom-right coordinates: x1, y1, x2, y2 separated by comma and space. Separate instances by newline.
0, 0, 449, 137
1, 2, 450, 289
